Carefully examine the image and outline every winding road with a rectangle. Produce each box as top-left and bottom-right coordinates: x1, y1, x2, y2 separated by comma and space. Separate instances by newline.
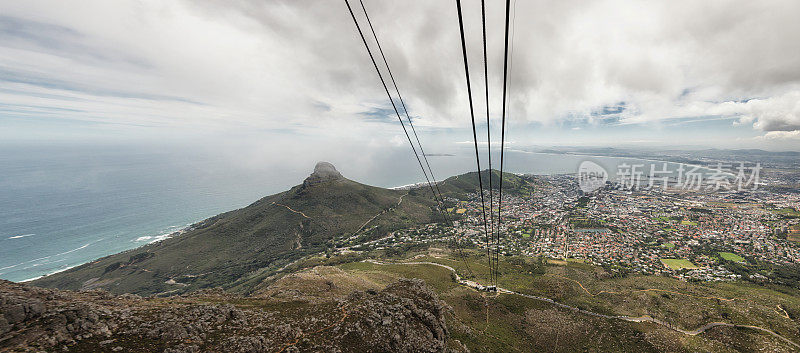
338, 192, 409, 247
352, 193, 408, 236
363, 259, 800, 349
272, 202, 311, 219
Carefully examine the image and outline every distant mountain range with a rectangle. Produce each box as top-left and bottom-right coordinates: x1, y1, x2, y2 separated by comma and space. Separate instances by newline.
536, 147, 800, 168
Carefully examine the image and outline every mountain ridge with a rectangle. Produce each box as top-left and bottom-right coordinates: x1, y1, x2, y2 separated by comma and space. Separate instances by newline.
31, 162, 435, 295
31, 162, 535, 296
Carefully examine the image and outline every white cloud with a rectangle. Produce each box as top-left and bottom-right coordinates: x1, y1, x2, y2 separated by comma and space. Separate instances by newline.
760, 130, 800, 140
0, 0, 799, 148
727, 92, 800, 132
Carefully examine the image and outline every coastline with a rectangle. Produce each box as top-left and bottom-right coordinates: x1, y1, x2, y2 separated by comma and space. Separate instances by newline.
4, 151, 731, 284
8, 224, 196, 284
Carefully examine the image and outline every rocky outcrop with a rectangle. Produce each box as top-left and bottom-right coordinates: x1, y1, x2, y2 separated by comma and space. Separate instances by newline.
303, 161, 344, 187
1, 277, 452, 352
0, 281, 121, 349
337, 278, 450, 352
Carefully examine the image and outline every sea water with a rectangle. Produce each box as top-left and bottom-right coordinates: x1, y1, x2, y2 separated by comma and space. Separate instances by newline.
0, 142, 680, 282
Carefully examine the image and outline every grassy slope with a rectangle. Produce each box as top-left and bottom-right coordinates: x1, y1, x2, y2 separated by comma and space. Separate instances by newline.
32, 178, 438, 296
31, 168, 535, 296
719, 252, 746, 262
436, 169, 540, 199
660, 258, 698, 270
336, 249, 800, 352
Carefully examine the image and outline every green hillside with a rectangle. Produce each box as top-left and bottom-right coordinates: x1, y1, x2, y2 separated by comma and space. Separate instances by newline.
436, 169, 540, 199
32, 162, 439, 296
336, 248, 800, 352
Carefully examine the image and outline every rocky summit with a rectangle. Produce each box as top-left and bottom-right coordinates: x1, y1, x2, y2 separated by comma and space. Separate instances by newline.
303, 161, 344, 187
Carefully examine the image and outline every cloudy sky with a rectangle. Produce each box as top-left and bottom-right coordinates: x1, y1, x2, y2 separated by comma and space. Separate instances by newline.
1, 0, 799, 153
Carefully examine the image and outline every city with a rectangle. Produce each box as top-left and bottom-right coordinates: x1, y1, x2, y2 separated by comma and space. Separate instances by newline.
360, 170, 800, 283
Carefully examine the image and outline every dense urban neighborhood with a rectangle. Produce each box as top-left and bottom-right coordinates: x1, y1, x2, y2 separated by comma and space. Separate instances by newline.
351, 169, 800, 283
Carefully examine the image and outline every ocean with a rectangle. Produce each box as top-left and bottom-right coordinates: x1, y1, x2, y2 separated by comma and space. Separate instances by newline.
0, 142, 675, 282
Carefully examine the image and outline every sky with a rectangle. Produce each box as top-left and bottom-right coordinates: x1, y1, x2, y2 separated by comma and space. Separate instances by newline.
1, 0, 800, 156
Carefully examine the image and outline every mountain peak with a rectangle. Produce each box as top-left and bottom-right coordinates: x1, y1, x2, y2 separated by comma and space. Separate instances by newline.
304, 161, 343, 186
